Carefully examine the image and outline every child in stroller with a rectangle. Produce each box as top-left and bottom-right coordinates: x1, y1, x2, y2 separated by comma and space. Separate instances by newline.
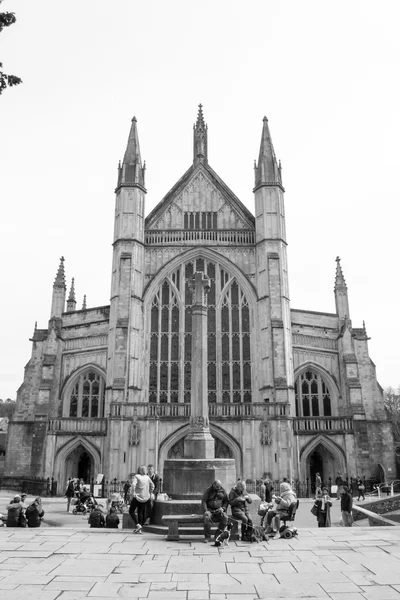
72, 487, 97, 515
107, 492, 124, 514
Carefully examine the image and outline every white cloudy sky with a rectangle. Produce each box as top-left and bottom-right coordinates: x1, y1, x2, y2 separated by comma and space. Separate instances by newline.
1, 0, 399, 399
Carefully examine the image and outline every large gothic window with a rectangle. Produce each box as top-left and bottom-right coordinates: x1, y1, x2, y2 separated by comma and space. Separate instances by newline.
67, 371, 105, 418
294, 370, 331, 417
148, 258, 252, 404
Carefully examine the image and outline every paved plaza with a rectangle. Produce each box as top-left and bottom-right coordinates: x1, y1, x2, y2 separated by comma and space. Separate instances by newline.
1, 526, 400, 600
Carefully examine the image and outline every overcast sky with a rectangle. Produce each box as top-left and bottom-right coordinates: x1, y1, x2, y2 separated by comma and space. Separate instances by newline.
1, 0, 399, 399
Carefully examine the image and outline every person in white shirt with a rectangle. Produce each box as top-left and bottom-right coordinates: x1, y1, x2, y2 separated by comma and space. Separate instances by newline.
128, 465, 155, 533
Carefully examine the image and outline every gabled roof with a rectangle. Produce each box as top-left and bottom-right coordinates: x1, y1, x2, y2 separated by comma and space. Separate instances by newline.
145, 162, 255, 230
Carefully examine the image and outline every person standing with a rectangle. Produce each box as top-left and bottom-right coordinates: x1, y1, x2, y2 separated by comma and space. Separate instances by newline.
315, 472, 322, 498
264, 478, 273, 503
356, 476, 366, 501
129, 465, 155, 534
123, 480, 131, 505
146, 465, 161, 524
313, 487, 332, 527
335, 472, 344, 499
340, 486, 353, 527
26, 497, 44, 527
259, 479, 266, 502
229, 480, 253, 541
201, 480, 229, 543
65, 478, 76, 513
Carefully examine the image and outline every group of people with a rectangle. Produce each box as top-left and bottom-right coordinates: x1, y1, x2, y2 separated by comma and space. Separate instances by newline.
311, 472, 357, 528
74, 464, 161, 531
5, 494, 44, 528
202, 478, 297, 542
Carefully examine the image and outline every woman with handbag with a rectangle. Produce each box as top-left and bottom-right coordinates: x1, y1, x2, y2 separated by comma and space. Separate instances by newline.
312, 488, 332, 527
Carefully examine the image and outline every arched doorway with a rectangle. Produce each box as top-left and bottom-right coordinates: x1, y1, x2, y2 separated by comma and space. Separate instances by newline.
309, 448, 324, 495
65, 445, 93, 484
300, 436, 346, 491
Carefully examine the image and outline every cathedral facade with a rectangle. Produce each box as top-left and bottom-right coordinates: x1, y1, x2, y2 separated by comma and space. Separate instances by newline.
5, 107, 396, 492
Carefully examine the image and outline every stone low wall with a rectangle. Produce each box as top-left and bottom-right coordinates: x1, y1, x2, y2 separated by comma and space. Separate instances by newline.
352, 494, 400, 527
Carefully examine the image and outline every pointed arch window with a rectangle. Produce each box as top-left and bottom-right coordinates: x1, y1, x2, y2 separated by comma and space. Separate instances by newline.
148, 259, 252, 403
66, 371, 105, 418
294, 370, 332, 417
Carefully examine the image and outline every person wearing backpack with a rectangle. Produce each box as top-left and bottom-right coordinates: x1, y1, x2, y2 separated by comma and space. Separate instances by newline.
88, 504, 105, 528
26, 497, 45, 528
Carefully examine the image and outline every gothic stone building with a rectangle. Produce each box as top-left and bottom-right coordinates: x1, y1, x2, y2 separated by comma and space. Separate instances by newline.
5, 107, 396, 492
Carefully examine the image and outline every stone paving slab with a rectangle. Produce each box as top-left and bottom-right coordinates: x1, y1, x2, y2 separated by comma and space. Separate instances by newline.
1, 527, 400, 599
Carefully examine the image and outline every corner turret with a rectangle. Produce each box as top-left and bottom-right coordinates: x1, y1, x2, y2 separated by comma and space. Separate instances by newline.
50, 257, 66, 318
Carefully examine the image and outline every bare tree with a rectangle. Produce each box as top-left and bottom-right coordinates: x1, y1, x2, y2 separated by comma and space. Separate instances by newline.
0, 0, 22, 94
384, 386, 400, 441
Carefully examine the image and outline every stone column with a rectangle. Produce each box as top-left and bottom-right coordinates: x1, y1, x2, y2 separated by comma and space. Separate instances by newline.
183, 271, 215, 459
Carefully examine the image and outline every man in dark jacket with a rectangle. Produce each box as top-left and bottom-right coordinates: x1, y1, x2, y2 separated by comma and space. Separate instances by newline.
26, 497, 45, 528
201, 480, 229, 543
88, 504, 105, 528
6, 495, 25, 527
229, 480, 253, 541
340, 486, 353, 527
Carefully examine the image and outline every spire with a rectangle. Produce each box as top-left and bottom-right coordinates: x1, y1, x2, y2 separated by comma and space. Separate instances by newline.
66, 278, 76, 312
117, 116, 145, 188
82, 294, 87, 310
334, 257, 350, 322
50, 257, 67, 318
254, 116, 283, 189
53, 256, 66, 289
193, 103, 208, 165
334, 256, 347, 293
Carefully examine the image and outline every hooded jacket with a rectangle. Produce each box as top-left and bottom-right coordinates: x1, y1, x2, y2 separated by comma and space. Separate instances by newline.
26, 501, 44, 527
6, 501, 24, 527
275, 483, 297, 514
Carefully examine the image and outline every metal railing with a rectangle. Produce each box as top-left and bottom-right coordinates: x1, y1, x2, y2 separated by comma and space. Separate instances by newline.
145, 229, 255, 246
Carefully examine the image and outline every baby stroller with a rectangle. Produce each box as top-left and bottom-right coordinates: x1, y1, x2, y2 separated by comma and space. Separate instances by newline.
72, 490, 97, 515
109, 492, 124, 514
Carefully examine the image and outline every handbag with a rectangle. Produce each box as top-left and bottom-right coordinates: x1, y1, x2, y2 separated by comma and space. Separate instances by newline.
310, 504, 318, 516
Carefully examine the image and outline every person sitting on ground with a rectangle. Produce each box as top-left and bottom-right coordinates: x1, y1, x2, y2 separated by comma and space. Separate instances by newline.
264, 482, 297, 536
129, 465, 155, 534
105, 506, 120, 529
6, 495, 26, 528
340, 486, 353, 527
88, 503, 105, 528
229, 479, 253, 541
26, 497, 45, 528
201, 479, 229, 543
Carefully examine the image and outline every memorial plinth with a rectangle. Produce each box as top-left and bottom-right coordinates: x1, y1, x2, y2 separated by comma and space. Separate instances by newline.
162, 272, 236, 501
